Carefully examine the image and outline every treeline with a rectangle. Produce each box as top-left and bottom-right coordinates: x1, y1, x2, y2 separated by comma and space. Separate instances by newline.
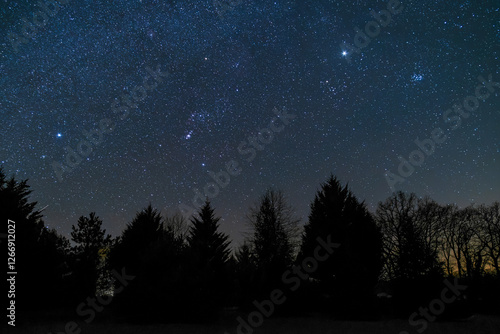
1, 167, 499, 323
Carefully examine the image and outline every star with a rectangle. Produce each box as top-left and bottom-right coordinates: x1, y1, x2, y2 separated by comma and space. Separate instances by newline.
57, 133, 62, 138
411, 74, 424, 82
342, 51, 348, 56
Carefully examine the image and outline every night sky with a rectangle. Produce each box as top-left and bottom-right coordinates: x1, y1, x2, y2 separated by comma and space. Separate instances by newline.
1, 0, 499, 246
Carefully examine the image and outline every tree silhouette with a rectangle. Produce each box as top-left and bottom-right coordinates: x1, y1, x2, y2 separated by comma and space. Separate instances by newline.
3, 162, 499, 321
110, 204, 163, 274
109, 205, 187, 321
70, 212, 111, 299
376, 192, 443, 314
232, 242, 259, 308
477, 202, 500, 276
299, 175, 382, 316
0, 167, 70, 313
164, 211, 189, 241
186, 200, 231, 316
453, 207, 487, 279
377, 192, 443, 281
474, 202, 500, 313
0, 167, 42, 226
247, 188, 300, 296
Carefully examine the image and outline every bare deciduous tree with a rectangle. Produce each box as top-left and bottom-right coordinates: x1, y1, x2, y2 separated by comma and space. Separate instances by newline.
376, 192, 442, 281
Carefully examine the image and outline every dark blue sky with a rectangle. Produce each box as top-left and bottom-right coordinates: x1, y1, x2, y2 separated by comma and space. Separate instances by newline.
1, 0, 499, 246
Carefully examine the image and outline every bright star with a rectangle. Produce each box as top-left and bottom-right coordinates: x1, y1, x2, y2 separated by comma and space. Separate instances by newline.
57, 133, 62, 138
342, 51, 347, 56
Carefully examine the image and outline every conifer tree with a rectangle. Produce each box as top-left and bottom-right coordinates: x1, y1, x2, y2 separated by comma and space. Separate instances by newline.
187, 200, 231, 313
300, 175, 382, 315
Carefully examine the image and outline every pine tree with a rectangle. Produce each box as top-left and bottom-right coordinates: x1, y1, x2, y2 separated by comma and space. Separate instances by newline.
1, 167, 70, 310
70, 212, 111, 298
188, 201, 230, 266
109, 205, 186, 321
1, 167, 43, 233
247, 189, 300, 295
110, 204, 164, 274
187, 200, 231, 314
299, 175, 382, 315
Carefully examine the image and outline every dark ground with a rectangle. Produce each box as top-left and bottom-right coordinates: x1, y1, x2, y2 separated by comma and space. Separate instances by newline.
5, 311, 500, 334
